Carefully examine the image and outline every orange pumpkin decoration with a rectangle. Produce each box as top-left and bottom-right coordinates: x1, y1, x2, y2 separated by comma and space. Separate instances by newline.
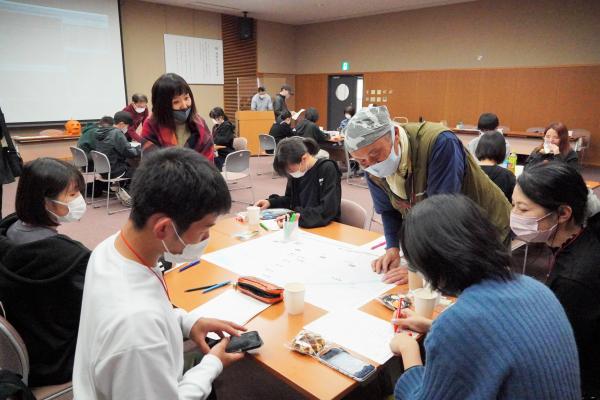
65, 119, 81, 136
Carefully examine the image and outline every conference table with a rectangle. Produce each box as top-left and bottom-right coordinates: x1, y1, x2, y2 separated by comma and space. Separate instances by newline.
165, 218, 442, 399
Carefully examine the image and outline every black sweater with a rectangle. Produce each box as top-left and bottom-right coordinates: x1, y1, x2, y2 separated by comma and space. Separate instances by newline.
525, 149, 580, 172
269, 121, 294, 144
480, 165, 516, 202
268, 159, 341, 228
0, 214, 90, 386
547, 213, 600, 397
294, 119, 330, 143
212, 120, 235, 158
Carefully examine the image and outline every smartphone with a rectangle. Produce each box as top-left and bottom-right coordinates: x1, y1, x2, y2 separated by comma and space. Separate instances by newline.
318, 347, 376, 382
225, 331, 263, 353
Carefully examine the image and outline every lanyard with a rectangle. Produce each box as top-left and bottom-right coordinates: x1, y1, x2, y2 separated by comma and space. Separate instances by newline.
120, 231, 171, 302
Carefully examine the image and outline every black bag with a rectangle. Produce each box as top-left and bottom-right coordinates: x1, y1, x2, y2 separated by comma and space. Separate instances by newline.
2, 132, 22, 178
0, 370, 35, 400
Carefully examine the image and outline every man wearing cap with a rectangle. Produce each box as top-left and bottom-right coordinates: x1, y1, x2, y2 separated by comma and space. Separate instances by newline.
345, 106, 511, 284
274, 85, 293, 122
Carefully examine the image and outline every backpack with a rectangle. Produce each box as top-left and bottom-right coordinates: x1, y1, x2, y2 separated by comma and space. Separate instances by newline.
0, 370, 35, 400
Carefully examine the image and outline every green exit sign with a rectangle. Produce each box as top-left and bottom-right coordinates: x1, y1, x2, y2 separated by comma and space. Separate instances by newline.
341, 61, 350, 71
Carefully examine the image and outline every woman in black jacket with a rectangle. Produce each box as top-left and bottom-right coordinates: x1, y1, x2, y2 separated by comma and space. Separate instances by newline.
0, 158, 90, 386
294, 107, 330, 144
525, 122, 579, 172
254, 137, 341, 228
209, 107, 235, 171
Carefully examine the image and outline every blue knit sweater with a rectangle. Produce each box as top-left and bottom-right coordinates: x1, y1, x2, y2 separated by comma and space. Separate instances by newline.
394, 275, 581, 399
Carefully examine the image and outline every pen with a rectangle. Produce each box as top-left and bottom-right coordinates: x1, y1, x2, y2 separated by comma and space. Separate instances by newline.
202, 280, 231, 293
185, 283, 219, 292
371, 241, 386, 250
259, 222, 269, 231
393, 306, 401, 333
178, 260, 200, 273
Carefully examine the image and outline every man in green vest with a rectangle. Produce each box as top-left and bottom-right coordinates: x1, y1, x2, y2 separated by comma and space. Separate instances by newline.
345, 106, 511, 284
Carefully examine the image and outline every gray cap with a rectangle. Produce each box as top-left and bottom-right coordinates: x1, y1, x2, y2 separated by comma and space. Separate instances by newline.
344, 106, 393, 152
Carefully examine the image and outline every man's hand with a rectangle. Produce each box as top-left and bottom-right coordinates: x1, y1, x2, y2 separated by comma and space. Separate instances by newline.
372, 247, 401, 274
254, 200, 270, 210
382, 267, 408, 284
189, 318, 247, 354
208, 337, 244, 368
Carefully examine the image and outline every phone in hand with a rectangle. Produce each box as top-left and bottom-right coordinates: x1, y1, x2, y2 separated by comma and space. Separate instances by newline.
318, 347, 376, 382
225, 331, 263, 353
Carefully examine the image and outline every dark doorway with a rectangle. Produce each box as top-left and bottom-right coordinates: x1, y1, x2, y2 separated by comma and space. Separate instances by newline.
327, 75, 363, 131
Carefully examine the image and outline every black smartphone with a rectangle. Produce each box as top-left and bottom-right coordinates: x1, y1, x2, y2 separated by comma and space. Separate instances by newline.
318, 347, 376, 382
225, 331, 263, 353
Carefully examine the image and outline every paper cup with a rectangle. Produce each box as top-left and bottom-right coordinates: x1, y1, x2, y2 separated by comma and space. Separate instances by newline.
413, 288, 439, 319
408, 271, 424, 292
283, 220, 299, 242
284, 282, 305, 315
247, 206, 260, 227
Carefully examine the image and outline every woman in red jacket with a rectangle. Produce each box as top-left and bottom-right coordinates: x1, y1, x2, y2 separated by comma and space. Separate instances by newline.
141, 73, 214, 162
122, 93, 149, 142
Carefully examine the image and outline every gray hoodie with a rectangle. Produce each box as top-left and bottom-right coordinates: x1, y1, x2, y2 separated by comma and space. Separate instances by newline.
95, 127, 140, 177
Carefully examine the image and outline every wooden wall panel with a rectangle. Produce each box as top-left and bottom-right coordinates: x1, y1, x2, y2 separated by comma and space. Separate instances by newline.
295, 65, 600, 165
294, 74, 328, 128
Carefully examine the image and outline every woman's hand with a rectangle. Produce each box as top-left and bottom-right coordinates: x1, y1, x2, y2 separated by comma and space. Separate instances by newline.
254, 199, 270, 210
389, 332, 422, 369
391, 308, 432, 334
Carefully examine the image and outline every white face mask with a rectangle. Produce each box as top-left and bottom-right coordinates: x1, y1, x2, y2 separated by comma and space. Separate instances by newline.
134, 107, 145, 113
288, 159, 308, 179
162, 222, 209, 263
211, 118, 219, 125
120, 126, 128, 134
365, 128, 401, 178
345, 113, 351, 119
47, 194, 87, 223
510, 211, 558, 243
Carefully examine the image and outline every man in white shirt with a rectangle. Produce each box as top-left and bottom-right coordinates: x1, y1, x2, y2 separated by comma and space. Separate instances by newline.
250, 86, 273, 111
73, 147, 245, 399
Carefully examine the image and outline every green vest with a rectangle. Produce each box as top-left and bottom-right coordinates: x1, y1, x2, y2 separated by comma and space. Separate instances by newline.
370, 122, 511, 243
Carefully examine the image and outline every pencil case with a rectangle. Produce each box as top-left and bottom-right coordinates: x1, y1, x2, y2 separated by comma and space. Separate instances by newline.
236, 276, 284, 304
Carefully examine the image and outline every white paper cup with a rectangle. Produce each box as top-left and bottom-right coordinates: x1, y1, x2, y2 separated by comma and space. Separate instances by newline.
413, 288, 439, 319
283, 220, 299, 242
247, 206, 260, 227
284, 282, 305, 315
408, 271, 424, 292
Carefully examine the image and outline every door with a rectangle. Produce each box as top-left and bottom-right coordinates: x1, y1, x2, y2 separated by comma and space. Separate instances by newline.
327, 75, 361, 131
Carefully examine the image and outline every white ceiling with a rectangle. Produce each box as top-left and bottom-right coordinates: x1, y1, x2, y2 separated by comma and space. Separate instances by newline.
143, 0, 477, 25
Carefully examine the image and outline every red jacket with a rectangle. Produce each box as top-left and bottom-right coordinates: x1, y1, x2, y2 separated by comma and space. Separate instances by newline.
141, 115, 215, 162
122, 104, 148, 142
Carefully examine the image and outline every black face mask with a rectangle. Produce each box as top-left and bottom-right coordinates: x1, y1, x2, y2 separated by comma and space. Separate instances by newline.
173, 108, 191, 123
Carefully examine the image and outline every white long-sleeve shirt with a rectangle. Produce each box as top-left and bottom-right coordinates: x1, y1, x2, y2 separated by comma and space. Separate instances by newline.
73, 233, 222, 400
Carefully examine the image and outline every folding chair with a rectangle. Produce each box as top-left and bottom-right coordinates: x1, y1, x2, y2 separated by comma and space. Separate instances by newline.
90, 151, 131, 215
257, 134, 277, 177
69, 147, 95, 204
222, 150, 255, 205
344, 150, 368, 188
340, 199, 368, 229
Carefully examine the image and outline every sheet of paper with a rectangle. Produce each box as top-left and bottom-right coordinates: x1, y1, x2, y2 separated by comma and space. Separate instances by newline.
190, 290, 270, 339
202, 231, 394, 311
356, 236, 387, 257
304, 310, 394, 365
292, 109, 305, 120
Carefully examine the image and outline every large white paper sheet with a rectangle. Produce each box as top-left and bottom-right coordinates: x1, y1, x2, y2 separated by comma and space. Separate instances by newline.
304, 310, 395, 365
202, 231, 394, 311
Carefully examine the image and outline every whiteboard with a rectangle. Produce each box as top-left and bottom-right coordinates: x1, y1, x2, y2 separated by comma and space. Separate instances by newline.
164, 34, 224, 85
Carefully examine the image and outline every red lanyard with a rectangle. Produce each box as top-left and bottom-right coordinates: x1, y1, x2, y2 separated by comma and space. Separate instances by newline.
120, 231, 171, 302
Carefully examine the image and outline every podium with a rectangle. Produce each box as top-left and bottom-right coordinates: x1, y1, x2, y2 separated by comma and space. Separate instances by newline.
235, 110, 275, 155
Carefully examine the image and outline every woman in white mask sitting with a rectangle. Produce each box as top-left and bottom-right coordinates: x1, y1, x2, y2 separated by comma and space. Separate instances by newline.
511, 161, 600, 399
254, 137, 342, 228
0, 157, 90, 387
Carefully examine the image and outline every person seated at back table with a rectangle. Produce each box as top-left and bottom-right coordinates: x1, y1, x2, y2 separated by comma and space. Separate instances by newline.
475, 130, 515, 202
525, 122, 579, 172
209, 107, 235, 171
468, 112, 511, 159
512, 162, 600, 397
254, 137, 341, 228
0, 158, 90, 387
122, 93, 149, 142
295, 107, 330, 144
338, 105, 356, 131
268, 110, 295, 147
95, 111, 141, 206
389, 194, 580, 400
78, 115, 113, 156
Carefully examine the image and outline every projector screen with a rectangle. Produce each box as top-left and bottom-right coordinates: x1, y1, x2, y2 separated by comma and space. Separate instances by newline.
0, 0, 126, 124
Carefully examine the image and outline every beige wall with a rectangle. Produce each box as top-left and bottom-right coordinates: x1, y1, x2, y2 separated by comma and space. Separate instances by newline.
120, 0, 223, 122
293, 0, 600, 74
257, 20, 296, 74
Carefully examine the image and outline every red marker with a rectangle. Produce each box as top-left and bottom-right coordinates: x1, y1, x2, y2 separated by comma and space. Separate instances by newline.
393, 306, 401, 333
371, 241, 386, 250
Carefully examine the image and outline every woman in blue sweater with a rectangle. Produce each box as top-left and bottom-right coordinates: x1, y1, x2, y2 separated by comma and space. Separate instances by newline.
390, 194, 580, 399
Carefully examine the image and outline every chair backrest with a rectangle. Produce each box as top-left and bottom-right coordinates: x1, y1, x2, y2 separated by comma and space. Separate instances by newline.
340, 199, 368, 229
526, 127, 545, 133
90, 151, 111, 174
258, 134, 276, 152
393, 117, 408, 124
70, 146, 88, 169
223, 150, 251, 174
0, 315, 29, 385
233, 137, 248, 151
